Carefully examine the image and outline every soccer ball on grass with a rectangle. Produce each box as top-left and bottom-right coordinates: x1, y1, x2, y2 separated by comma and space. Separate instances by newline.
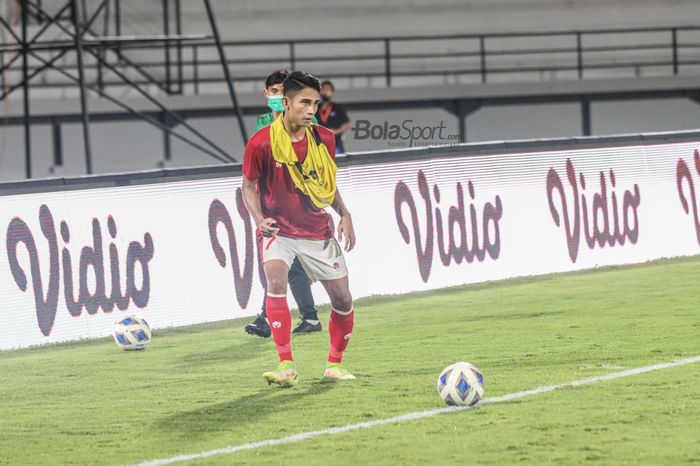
437, 361, 484, 406
113, 315, 151, 350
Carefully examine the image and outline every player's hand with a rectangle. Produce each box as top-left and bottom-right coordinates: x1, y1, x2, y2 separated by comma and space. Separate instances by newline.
258, 218, 279, 237
337, 213, 356, 252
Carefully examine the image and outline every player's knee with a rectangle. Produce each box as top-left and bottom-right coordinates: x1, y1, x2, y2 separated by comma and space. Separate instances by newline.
266, 277, 288, 295
331, 294, 353, 313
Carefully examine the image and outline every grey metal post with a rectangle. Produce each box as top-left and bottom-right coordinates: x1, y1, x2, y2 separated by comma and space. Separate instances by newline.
52, 119, 63, 167
581, 99, 591, 136
161, 113, 172, 161
21, 0, 31, 178
163, 0, 171, 93
203, 0, 248, 144
576, 32, 583, 79
289, 42, 295, 71
384, 39, 391, 87
479, 36, 486, 83
70, 0, 94, 174
193, 44, 199, 94
114, 0, 121, 53
672, 28, 678, 75
175, 0, 183, 93
458, 104, 466, 143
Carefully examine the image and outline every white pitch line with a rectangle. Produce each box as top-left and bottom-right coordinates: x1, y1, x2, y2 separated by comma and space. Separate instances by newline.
134, 355, 700, 466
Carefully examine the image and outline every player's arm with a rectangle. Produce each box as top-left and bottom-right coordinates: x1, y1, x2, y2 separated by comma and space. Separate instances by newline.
241, 176, 279, 237
333, 121, 352, 136
331, 188, 356, 252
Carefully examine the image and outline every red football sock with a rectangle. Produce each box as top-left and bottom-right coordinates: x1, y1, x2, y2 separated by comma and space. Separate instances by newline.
266, 295, 292, 362
328, 308, 354, 363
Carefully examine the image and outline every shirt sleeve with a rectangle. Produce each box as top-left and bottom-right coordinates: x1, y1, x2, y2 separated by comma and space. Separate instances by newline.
254, 115, 266, 132
242, 138, 263, 180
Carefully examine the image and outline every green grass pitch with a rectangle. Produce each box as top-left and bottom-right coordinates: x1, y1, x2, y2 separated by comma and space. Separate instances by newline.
1, 257, 699, 465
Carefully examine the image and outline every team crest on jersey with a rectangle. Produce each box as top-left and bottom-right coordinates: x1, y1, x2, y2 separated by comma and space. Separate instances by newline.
272, 321, 282, 329
276, 162, 283, 168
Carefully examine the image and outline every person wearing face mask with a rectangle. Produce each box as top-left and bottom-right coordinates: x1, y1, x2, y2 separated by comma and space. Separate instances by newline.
255, 70, 318, 131
315, 80, 352, 154
245, 70, 322, 338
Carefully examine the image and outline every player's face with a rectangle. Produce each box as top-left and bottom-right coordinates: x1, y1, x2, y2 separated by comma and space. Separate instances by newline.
263, 83, 284, 99
283, 87, 321, 127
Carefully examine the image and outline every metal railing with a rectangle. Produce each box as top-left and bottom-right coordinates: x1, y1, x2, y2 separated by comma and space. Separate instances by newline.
1, 25, 699, 94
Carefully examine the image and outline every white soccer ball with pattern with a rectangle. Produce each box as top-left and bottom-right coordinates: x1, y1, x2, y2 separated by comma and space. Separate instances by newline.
437, 361, 484, 406
113, 315, 152, 350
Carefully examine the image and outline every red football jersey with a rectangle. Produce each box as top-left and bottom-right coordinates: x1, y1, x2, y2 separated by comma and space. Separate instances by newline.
242, 124, 337, 240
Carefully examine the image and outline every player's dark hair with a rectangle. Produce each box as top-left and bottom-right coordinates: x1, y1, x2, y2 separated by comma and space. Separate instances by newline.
321, 80, 334, 91
265, 70, 289, 89
283, 71, 321, 98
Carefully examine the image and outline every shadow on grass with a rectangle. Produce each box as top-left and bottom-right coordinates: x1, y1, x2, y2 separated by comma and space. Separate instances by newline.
459, 309, 567, 322
157, 379, 336, 437
176, 337, 270, 367
175, 329, 329, 367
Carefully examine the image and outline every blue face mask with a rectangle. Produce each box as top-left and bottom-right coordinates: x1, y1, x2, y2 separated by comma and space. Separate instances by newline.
267, 95, 285, 113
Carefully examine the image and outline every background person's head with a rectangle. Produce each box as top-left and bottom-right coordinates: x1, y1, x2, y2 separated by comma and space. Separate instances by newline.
320, 80, 334, 103
264, 70, 288, 98
264, 70, 288, 113
283, 71, 321, 128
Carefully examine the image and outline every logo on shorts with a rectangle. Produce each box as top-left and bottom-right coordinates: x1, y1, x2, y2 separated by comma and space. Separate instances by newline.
276, 162, 283, 169
333, 262, 340, 269
272, 321, 282, 329
343, 333, 352, 340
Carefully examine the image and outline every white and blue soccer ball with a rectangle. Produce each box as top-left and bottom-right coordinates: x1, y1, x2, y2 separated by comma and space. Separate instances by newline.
437, 361, 484, 406
113, 315, 152, 351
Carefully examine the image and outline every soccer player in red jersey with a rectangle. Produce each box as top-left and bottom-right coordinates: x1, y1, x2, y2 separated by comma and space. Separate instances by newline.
242, 71, 357, 386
